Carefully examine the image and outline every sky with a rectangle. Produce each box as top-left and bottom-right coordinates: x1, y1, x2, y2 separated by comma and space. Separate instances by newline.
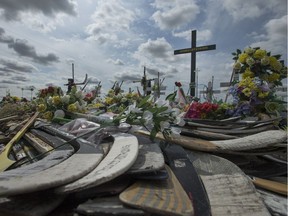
0, 0, 287, 101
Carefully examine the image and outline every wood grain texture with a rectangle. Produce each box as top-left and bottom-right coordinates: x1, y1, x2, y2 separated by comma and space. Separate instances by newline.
120, 165, 194, 216
201, 174, 271, 216
187, 151, 271, 216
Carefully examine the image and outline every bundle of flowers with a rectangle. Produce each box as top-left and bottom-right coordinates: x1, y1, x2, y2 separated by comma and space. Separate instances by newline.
229, 47, 287, 117
35, 86, 87, 120
232, 47, 286, 86
184, 101, 232, 120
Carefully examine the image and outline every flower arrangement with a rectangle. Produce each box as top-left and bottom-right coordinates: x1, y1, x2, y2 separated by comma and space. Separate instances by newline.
35, 86, 87, 120
184, 101, 232, 120
229, 47, 287, 117
113, 95, 185, 140
232, 47, 286, 86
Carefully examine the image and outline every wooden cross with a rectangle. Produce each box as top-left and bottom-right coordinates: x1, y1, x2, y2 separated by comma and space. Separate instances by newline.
174, 30, 216, 97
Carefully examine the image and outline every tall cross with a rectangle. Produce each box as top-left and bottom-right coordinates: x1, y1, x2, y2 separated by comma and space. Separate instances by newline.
174, 30, 216, 97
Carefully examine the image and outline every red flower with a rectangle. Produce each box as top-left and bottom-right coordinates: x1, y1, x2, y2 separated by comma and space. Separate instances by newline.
175, 82, 182, 87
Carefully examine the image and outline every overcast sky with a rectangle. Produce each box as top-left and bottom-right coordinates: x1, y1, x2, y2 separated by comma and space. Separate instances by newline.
0, 0, 287, 100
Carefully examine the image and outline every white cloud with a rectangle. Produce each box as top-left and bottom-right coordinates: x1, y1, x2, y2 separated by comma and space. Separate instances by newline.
106, 58, 124, 66
85, 0, 136, 44
173, 29, 212, 42
250, 15, 287, 57
151, 0, 200, 30
134, 37, 174, 60
221, 0, 286, 22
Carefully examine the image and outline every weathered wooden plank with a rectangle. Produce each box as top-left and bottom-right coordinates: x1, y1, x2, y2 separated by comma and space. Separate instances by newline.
76, 196, 146, 216
187, 151, 271, 216
128, 143, 164, 174
120, 165, 194, 216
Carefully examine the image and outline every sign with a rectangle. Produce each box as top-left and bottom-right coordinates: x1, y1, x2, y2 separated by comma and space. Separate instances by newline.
174, 45, 216, 55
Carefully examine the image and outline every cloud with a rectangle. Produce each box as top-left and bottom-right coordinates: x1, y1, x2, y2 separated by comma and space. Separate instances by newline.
7, 39, 60, 65
151, 0, 200, 30
0, 79, 20, 85
114, 71, 142, 82
88, 77, 101, 84
0, 57, 38, 74
134, 37, 174, 60
0, 27, 14, 43
0, 28, 60, 65
173, 29, 212, 42
11, 76, 30, 82
85, 0, 135, 44
249, 15, 287, 57
221, 0, 286, 22
0, 0, 77, 21
106, 58, 124, 66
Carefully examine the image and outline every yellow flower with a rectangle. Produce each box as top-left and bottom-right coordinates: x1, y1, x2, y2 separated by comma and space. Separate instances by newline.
94, 103, 105, 108
52, 96, 61, 105
253, 49, 267, 59
242, 68, 254, 79
238, 53, 249, 64
242, 88, 252, 97
233, 62, 241, 70
269, 57, 282, 72
67, 103, 77, 112
105, 97, 114, 105
261, 56, 270, 66
37, 103, 46, 112
258, 92, 269, 98
244, 47, 255, 55
43, 111, 53, 120
246, 57, 255, 66
268, 73, 280, 82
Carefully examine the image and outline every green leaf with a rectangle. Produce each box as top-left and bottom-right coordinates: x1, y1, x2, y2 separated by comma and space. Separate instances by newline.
232, 52, 237, 56
165, 91, 177, 101
150, 128, 158, 141
273, 54, 281, 60
236, 49, 241, 54
137, 95, 151, 108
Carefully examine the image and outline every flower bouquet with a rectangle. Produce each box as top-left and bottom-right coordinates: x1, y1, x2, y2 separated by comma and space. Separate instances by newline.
229, 47, 287, 117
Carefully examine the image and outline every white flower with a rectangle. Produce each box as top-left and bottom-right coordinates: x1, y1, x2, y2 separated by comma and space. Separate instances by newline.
125, 102, 142, 114
170, 127, 181, 137
54, 109, 65, 118
75, 90, 84, 99
47, 96, 53, 105
142, 110, 153, 125
160, 121, 170, 132
261, 56, 270, 66
246, 57, 255, 66
61, 95, 70, 104
244, 47, 254, 55
171, 108, 181, 117
174, 116, 185, 127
